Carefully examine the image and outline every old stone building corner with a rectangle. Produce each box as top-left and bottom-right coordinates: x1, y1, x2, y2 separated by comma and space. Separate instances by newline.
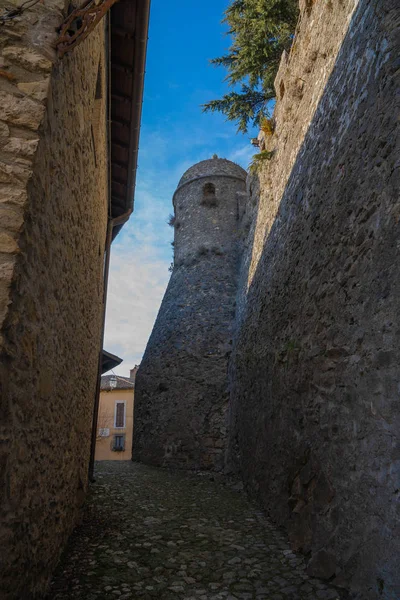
0, 0, 149, 598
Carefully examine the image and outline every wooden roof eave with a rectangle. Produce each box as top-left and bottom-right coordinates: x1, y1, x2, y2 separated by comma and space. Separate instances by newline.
109, 0, 150, 238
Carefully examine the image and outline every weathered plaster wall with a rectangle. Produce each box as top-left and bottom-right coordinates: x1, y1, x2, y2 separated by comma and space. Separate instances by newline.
229, 0, 400, 598
0, 2, 108, 597
133, 159, 246, 470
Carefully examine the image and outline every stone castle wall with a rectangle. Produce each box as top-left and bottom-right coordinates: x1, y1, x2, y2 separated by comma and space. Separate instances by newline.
133, 159, 246, 470
228, 0, 399, 598
0, 2, 108, 597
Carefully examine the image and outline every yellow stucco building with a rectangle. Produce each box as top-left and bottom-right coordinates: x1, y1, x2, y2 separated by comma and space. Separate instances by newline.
95, 368, 137, 461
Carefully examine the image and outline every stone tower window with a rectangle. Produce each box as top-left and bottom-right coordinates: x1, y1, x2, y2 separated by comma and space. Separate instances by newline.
201, 182, 218, 207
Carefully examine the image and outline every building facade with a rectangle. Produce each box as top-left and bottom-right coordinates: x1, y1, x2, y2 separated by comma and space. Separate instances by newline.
0, 1, 149, 598
95, 372, 135, 461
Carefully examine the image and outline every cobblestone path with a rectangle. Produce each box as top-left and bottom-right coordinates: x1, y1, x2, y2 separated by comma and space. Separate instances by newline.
48, 462, 346, 600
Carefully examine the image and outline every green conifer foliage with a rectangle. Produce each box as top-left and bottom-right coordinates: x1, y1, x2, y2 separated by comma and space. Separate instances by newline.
203, 0, 299, 133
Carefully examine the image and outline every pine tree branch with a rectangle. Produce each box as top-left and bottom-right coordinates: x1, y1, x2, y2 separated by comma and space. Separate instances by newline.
203, 0, 299, 133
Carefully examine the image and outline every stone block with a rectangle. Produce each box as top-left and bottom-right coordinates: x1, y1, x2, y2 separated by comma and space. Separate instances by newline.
0, 186, 27, 206
17, 79, 50, 102
2, 46, 52, 73
0, 205, 23, 233
0, 233, 18, 254
0, 161, 32, 185
3, 137, 39, 157
0, 91, 45, 131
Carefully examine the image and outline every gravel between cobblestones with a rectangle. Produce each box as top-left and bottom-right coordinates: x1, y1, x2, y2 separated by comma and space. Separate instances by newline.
46, 462, 347, 600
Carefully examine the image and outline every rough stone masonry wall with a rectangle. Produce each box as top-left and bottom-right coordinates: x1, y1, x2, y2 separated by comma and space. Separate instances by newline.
228, 0, 400, 598
0, 2, 108, 597
134, 159, 246, 471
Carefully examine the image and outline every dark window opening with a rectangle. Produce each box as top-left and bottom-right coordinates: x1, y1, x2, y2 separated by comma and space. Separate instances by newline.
203, 182, 215, 195
201, 182, 218, 207
115, 402, 125, 428
112, 434, 125, 452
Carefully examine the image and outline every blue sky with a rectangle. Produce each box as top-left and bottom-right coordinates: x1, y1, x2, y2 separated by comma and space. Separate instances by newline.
104, 0, 255, 374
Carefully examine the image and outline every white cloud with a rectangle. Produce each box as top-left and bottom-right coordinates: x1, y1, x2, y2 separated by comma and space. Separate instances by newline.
227, 144, 255, 168
104, 235, 171, 375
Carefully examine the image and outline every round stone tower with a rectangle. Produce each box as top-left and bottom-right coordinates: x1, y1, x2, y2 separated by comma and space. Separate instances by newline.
133, 156, 247, 470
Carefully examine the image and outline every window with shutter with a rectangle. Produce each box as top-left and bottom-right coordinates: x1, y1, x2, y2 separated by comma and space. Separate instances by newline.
115, 402, 125, 428
113, 434, 125, 451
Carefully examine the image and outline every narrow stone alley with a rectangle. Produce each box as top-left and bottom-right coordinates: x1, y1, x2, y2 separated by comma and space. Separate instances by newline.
47, 462, 346, 600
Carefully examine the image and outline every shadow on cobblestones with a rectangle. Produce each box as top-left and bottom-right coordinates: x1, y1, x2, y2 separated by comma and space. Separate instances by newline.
46, 462, 347, 600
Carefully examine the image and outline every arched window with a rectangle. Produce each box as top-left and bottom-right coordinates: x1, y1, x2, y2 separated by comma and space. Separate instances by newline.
201, 182, 217, 207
